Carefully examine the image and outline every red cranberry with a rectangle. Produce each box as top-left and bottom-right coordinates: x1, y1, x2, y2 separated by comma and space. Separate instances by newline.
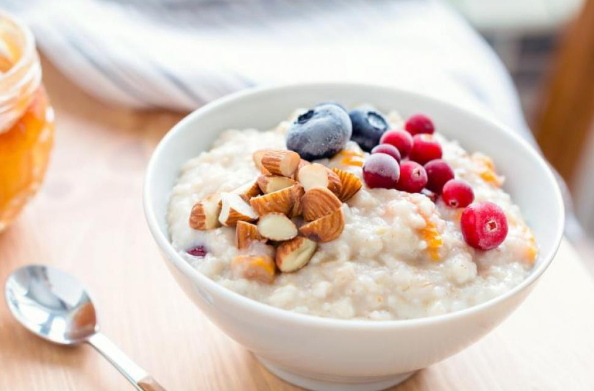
363, 153, 400, 189
461, 202, 508, 250
409, 134, 442, 165
405, 114, 435, 135
396, 161, 427, 193
379, 130, 413, 158
371, 143, 401, 162
187, 245, 208, 257
442, 179, 474, 208
424, 159, 454, 194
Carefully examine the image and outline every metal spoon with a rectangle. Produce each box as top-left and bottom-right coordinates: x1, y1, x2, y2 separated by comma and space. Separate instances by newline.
5, 265, 165, 391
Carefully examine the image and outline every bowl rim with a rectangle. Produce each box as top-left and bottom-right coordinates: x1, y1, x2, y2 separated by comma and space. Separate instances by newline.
143, 81, 565, 330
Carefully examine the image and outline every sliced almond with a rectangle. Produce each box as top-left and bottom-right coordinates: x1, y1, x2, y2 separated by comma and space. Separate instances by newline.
257, 175, 296, 194
276, 237, 317, 272
332, 168, 363, 201
302, 187, 343, 221
235, 221, 266, 249
297, 163, 341, 194
299, 208, 345, 243
257, 213, 298, 241
189, 194, 221, 230
231, 254, 275, 284
218, 193, 258, 226
260, 150, 301, 177
250, 184, 301, 216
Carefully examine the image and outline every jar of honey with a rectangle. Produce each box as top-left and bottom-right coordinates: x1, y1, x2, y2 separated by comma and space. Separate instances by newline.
0, 12, 54, 231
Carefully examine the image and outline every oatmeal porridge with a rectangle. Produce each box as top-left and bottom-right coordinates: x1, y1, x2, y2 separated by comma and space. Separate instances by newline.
167, 103, 537, 320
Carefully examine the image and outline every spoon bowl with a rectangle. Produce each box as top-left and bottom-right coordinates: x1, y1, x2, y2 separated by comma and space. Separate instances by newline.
5, 265, 165, 391
6, 265, 98, 345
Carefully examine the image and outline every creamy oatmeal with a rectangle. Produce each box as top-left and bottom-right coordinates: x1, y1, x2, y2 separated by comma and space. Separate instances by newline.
167, 106, 537, 320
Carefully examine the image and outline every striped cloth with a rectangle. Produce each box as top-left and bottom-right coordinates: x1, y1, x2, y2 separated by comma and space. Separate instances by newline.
2, 0, 531, 140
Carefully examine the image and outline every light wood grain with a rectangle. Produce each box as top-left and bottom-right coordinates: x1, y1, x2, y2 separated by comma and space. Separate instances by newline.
1, 58, 594, 391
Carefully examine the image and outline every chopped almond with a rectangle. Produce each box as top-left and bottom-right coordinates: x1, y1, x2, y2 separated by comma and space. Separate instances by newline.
218, 193, 258, 226
257, 213, 298, 241
235, 180, 261, 201
260, 150, 301, 177
289, 186, 304, 218
297, 163, 329, 191
250, 184, 302, 216
332, 168, 362, 201
253, 149, 269, 173
257, 175, 296, 194
276, 237, 317, 272
236, 221, 266, 249
299, 208, 345, 243
302, 187, 343, 221
294, 159, 311, 179
326, 168, 343, 195
189, 194, 221, 230
231, 254, 276, 284
297, 163, 341, 194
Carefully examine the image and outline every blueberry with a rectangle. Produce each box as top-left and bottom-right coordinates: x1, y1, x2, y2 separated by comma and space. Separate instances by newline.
349, 109, 389, 151
314, 101, 347, 113
286, 104, 352, 160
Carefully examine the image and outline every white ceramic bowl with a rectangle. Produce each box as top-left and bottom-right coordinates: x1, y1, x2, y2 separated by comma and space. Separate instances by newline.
144, 83, 564, 391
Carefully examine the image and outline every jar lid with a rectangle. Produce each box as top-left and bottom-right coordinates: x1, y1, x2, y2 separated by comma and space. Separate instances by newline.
0, 11, 41, 134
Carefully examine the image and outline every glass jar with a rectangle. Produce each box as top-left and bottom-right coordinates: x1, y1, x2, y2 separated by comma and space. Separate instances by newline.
0, 11, 54, 231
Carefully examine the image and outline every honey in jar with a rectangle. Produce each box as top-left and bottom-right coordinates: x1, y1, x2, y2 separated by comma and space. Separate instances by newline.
0, 12, 54, 231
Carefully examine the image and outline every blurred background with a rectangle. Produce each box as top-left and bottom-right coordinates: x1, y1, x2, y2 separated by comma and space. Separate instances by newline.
447, 0, 594, 264
446, 0, 594, 266
1, 0, 593, 263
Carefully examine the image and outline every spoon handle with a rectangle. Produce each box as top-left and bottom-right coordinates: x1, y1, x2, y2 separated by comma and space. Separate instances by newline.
88, 333, 166, 391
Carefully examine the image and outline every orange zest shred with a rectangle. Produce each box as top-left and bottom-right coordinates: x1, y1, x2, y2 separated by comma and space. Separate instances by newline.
523, 228, 538, 265
422, 220, 443, 262
473, 154, 503, 187
415, 211, 442, 262
338, 150, 365, 167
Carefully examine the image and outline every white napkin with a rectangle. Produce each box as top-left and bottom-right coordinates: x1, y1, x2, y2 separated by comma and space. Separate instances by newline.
2, 0, 531, 139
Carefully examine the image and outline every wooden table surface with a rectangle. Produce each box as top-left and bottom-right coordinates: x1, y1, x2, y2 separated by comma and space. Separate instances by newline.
1, 58, 594, 391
